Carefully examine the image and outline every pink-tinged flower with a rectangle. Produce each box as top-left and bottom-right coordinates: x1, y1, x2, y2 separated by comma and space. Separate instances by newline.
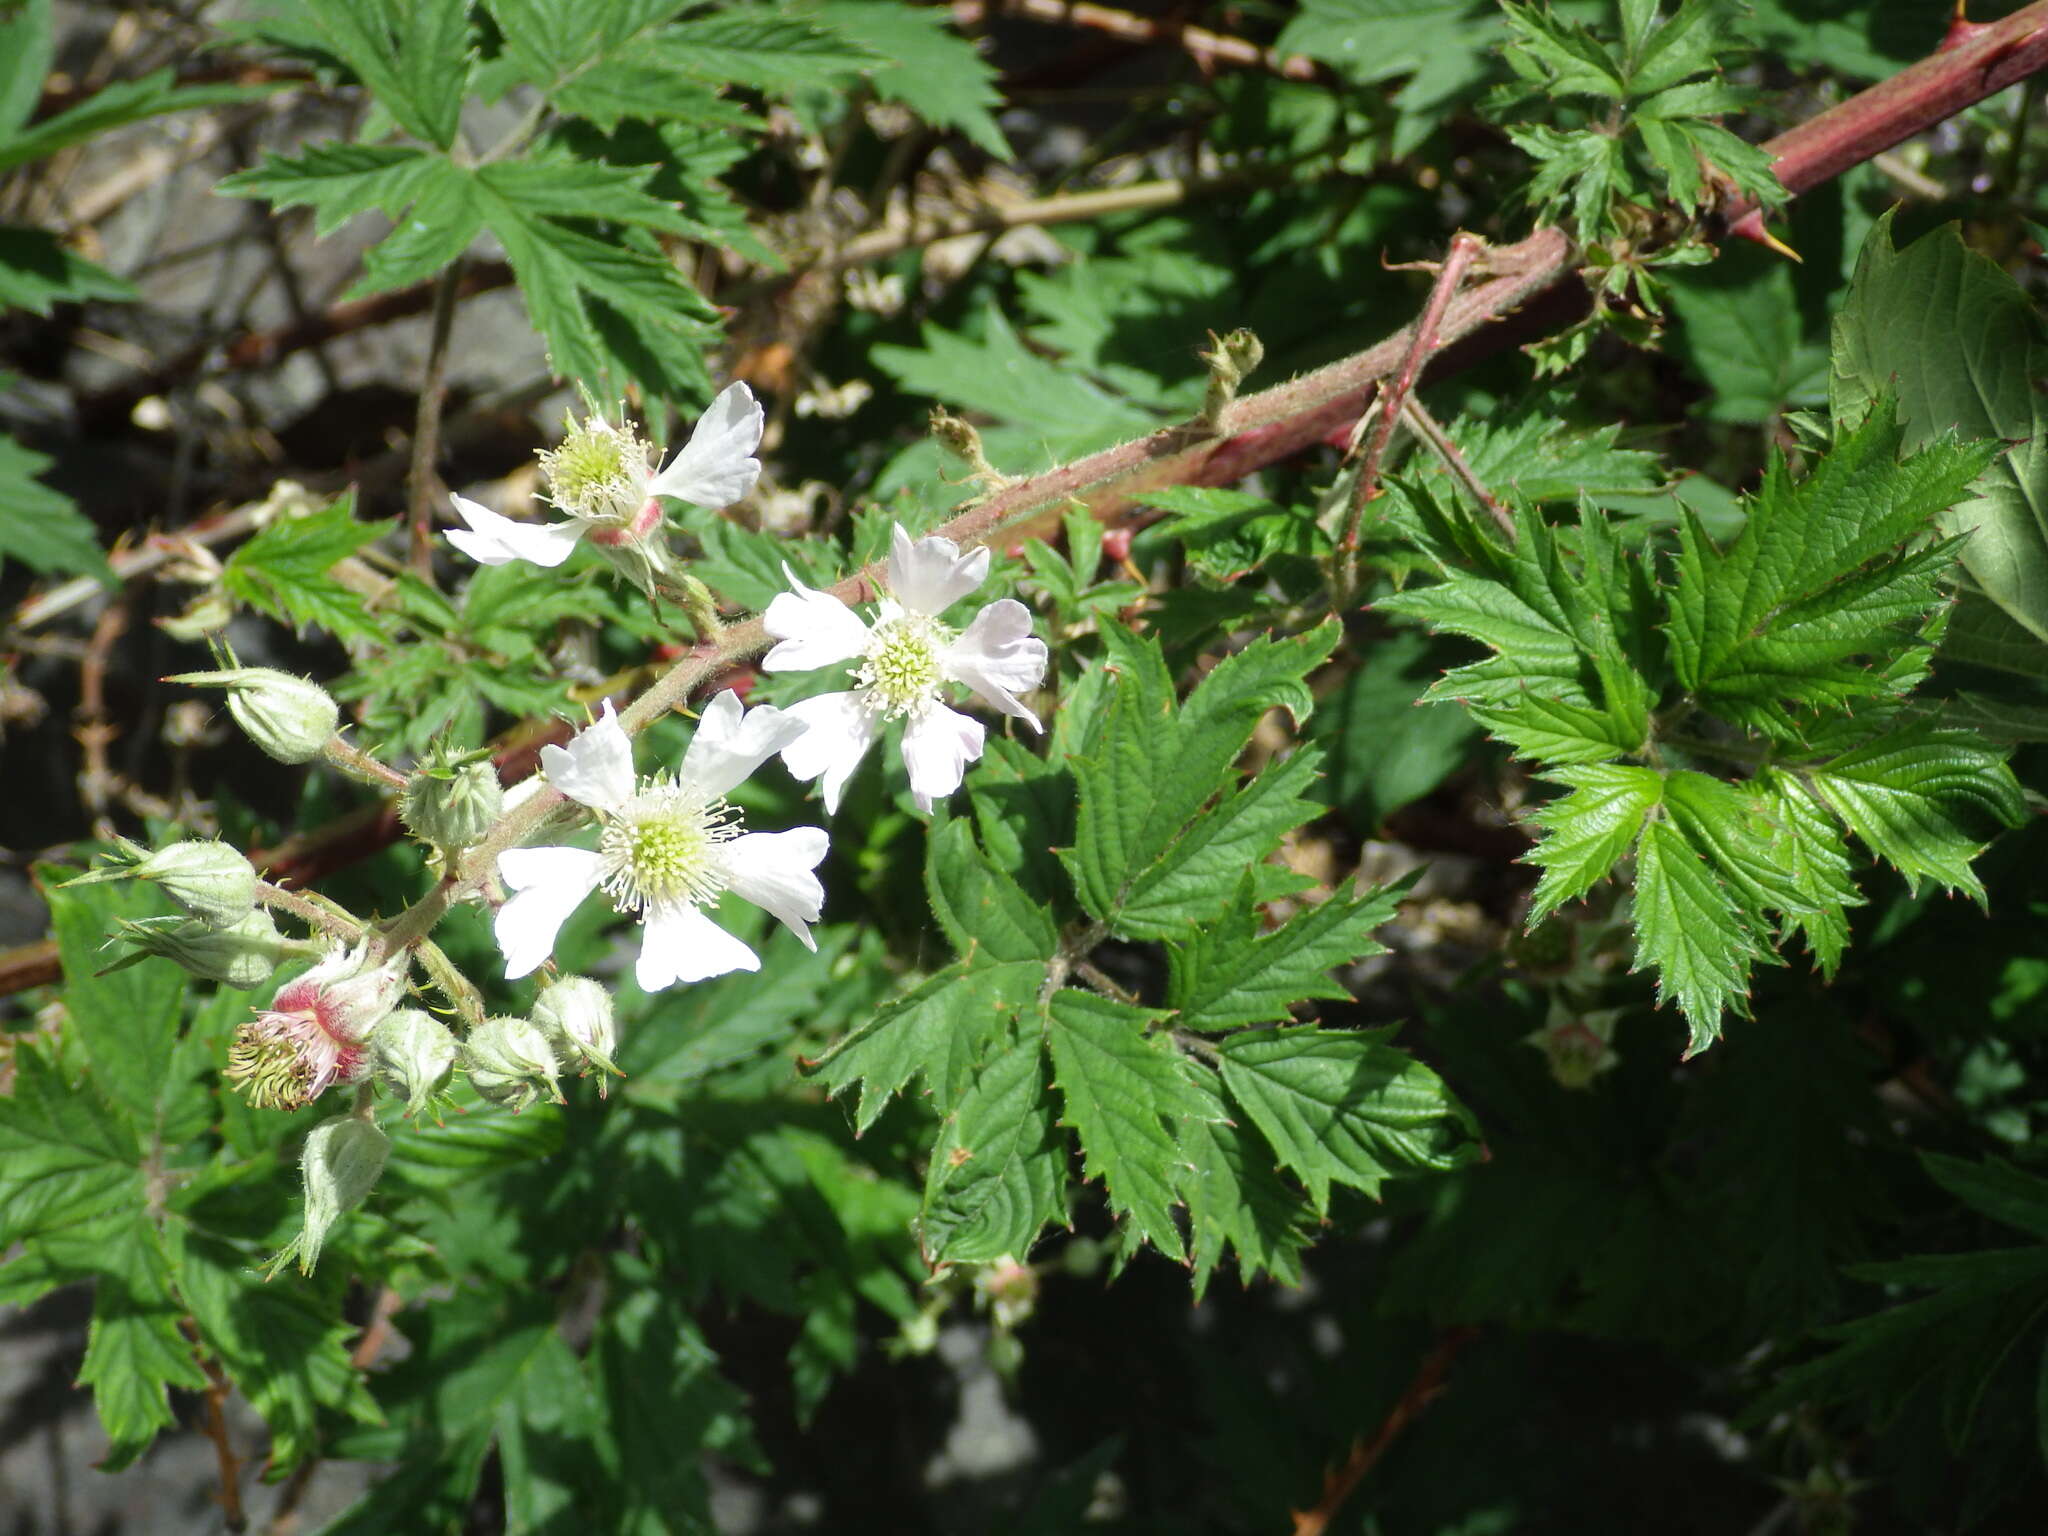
225, 945, 407, 1111
760, 525, 1048, 812
447, 382, 764, 570
493, 693, 830, 992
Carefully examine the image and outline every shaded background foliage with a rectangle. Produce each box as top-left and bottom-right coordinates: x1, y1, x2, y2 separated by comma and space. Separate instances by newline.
7, 2, 2048, 1533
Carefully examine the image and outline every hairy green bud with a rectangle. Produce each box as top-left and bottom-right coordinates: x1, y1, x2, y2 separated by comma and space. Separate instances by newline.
463, 1015, 563, 1113
401, 751, 505, 852
269, 1114, 390, 1277
66, 837, 257, 928
166, 664, 338, 764
369, 1008, 458, 1117
113, 907, 286, 989
532, 976, 621, 1083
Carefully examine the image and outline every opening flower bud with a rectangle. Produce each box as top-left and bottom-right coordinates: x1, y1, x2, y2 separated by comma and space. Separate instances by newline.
463, 1015, 563, 1113
224, 944, 409, 1111
401, 751, 505, 852
114, 907, 286, 989
269, 1114, 390, 1277
166, 664, 338, 764
368, 1008, 458, 1117
532, 976, 621, 1082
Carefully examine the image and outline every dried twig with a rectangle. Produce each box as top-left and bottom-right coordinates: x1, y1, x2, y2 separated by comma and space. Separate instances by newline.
951, 0, 1316, 79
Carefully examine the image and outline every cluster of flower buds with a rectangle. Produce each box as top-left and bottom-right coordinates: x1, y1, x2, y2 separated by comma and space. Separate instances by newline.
460, 977, 622, 1112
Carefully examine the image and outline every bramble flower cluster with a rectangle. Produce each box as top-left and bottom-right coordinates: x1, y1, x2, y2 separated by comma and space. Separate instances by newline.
108, 377, 1054, 1272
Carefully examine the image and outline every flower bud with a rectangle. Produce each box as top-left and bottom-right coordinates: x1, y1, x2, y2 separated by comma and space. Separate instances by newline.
974, 1254, 1039, 1330
224, 944, 408, 1111
368, 1008, 458, 1117
1524, 1005, 1621, 1090
66, 837, 256, 928
532, 976, 621, 1081
401, 753, 505, 852
157, 589, 234, 642
463, 1015, 562, 1112
115, 907, 286, 989
269, 1114, 390, 1277
166, 665, 338, 764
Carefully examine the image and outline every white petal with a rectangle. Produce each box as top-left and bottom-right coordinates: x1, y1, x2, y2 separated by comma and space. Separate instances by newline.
540, 700, 635, 814
494, 847, 603, 979
779, 691, 879, 814
723, 828, 829, 949
761, 567, 871, 672
446, 495, 585, 568
887, 523, 989, 616
681, 690, 808, 798
943, 599, 1048, 728
636, 903, 759, 990
901, 704, 986, 811
646, 382, 764, 508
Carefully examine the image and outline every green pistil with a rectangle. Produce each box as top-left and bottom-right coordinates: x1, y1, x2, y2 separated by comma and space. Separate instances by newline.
598, 781, 737, 914
860, 617, 948, 718
539, 417, 649, 524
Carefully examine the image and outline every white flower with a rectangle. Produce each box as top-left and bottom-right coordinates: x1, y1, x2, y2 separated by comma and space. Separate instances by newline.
448, 381, 764, 569
760, 524, 1048, 812
493, 693, 828, 992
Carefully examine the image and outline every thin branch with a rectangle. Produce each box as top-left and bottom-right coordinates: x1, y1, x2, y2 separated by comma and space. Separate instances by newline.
405, 262, 464, 579
254, 880, 364, 943
950, 0, 1316, 79
1400, 396, 1516, 542
1345, 233, 1484, 552
1290, 1328, 1475, 1536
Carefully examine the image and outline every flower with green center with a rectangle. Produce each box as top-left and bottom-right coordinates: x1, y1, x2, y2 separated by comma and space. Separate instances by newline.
493, 693, 829, 992
761, 524, 1049, 812
446, 382, 763, 570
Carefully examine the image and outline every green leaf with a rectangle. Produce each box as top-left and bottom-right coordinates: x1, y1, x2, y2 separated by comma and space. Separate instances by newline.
808, 1, 1008, 158
1799, 719, 2024, 900
1276, 0, 1501, 152
0, 224, 134, 314
1113, 749, 1325, 940
919, 1028, 1068, 1265
0, 69, 284, 174
221, 492, 395, 643
1523, 762, 1665, 922
45, 868, 187, 1123
1177, 1071, 1314, 1297
1213, 1027, 1482, 1211
1309, 629, 1485, 825
1169, 879, 1402, 1034
0, 1048, 141, 1257
1666, 256, 1828, 425
77, 1212, 209, 1470
926, 816, 1060, 964
301, 0, 472, 148
215, 142, 447, 235
0, 0, 54, 140
1832, 214, 2048, 642
0, 433, 111, 583
811, 958, 1044, 1132
174, 1231, 381, 1467
594, 1279, 753, 1534
1923, 1154, 2048, 1243
1043, 989, 1206, 1260
1665, 407, 1996, 728
1062, 625, 1338, 928
1630, 813, 1763, 1052
1135, 487, 1332, 582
